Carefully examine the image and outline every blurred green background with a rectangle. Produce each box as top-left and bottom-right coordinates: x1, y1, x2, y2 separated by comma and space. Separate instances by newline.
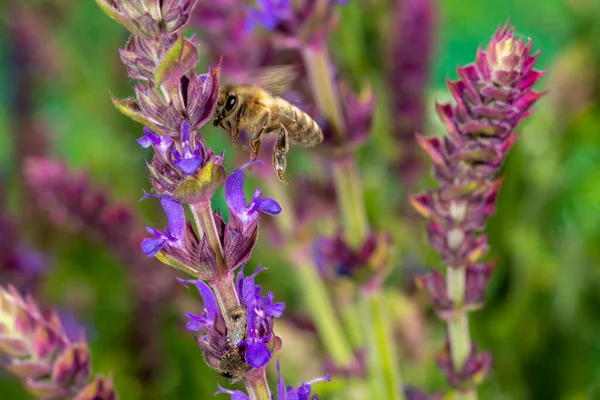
1, 0, 600, 399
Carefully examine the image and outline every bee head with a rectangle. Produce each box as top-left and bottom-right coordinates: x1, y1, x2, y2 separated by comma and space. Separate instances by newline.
214, 90, 238, 127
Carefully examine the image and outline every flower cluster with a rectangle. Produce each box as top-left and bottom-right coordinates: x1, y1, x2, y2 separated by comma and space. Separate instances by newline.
410, 22, 545, 390
313, 231, 393, 284
0, 206, 48, 291
179, 266, 285, 381
0, 285, 117, 399
142, 162, 281, 280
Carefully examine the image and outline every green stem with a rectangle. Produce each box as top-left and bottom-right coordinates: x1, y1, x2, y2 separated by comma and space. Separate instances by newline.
336, 283, 365, 347
244, 367, 271, 400
447, 267, 476, 400
360, 284, 404, 400
331, 157, 369, 247
294, 250, 355, 366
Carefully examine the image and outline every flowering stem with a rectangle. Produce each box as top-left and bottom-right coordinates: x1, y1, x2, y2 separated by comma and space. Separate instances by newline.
244, 367, 272, 400
190, 203, 226, 273
360, 284, 404, 400
447, 267, 475, 400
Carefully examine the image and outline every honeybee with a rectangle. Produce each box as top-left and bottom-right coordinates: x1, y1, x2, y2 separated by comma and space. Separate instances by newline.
213, 66, 324, 184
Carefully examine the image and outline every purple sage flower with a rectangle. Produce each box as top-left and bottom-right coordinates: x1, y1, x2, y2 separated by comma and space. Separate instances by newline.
179, 266, 285, 380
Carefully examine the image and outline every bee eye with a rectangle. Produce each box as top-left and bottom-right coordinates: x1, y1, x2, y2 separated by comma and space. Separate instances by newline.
224, 93, 237, 113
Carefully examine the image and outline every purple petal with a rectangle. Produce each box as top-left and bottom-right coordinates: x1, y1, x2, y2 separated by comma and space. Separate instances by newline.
177, 278, 218, 322
225, 169, 248, 215
141, 237, 166, 257
277, 360, 286, 400
137, 135, 153, 148
245, 341, 271, 368
161, 196, 185, 239
174, 156, 204, 175
180, 121, 191, 143
215, 384, 250, 400
258, 197, 282, 215
183, 313, 205, 331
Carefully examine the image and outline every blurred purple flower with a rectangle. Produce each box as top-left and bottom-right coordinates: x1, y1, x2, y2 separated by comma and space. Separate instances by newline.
0, 285, 118, 399
388, 0, 437, 184
436, 342, 492, 389
245, 0, 345, 48
403, 387, 443, 400
313, 231, 392, 284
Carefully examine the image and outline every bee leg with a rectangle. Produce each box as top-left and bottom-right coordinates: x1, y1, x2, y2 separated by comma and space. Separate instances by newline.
272, 125, 289, 185
233, 104, 245, 146
250, 112, 270, 161
231, 125, 241, 146
249, 128, 263, 161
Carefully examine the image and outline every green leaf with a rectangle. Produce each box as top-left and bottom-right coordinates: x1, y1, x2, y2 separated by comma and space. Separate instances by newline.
94, 0, 145, 37
154, 36, 199, 86
110, 94, 163, 133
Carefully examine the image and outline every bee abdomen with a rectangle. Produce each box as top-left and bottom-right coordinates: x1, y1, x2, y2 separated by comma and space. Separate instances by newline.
282, 102, 323, 147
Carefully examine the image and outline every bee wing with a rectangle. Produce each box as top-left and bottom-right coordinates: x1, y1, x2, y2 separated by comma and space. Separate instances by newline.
253, 65, 299, 96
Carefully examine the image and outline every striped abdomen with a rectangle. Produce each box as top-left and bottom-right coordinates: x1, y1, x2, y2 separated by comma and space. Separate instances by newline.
275, 99, 323, 147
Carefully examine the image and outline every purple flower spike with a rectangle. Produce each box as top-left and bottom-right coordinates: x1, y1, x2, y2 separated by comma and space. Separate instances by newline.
137, 127, 173, 156
141, 195, 185, 257
172, 121, 204, 175
225, 164, 282, 227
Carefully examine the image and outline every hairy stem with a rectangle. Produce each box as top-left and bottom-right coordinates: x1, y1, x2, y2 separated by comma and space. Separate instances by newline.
447, 267, 476, 400
190, 203, 242, 340
244, 367, 271, 400
190, 203, 226, 274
